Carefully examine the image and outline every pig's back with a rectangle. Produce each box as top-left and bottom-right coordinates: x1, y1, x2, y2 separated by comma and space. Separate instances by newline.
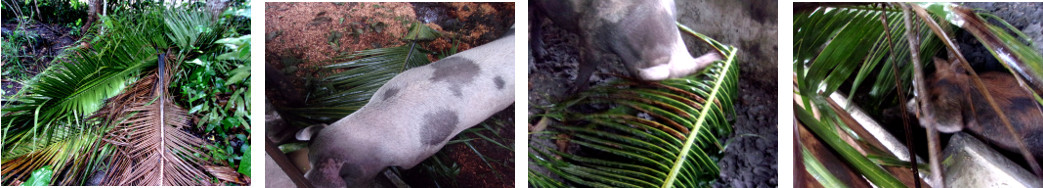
353, 36, 515, 167
968, 71, 1043, 156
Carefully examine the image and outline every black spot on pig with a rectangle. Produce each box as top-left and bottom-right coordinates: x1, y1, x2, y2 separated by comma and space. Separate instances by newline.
421, 110, 459, 145
430, 57, 480, 97
1008, 97, 1037, 112
382, 87, 399, 101
494, 76, 505, 90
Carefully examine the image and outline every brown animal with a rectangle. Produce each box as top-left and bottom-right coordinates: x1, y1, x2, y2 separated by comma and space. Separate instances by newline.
919, 57, 1043, 156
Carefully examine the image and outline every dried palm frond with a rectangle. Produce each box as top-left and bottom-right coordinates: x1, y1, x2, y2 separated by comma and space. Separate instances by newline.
100, 54, 212, 186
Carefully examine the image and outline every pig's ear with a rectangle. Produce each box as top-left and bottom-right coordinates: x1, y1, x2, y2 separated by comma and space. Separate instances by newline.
932, 57, 948, 71
297, 124, 327, 141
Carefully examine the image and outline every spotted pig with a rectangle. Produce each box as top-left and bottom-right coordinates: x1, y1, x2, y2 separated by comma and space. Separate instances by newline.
299, 30, 515, 187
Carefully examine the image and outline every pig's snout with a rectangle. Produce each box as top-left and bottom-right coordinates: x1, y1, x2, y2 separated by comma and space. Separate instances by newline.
305, 158, 373, 188
637, 50, 721, 81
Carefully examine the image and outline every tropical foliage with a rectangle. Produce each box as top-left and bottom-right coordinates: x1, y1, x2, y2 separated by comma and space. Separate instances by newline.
794, 2, 1043, 187
1, 1, 251, 186
527, 24, 738, 187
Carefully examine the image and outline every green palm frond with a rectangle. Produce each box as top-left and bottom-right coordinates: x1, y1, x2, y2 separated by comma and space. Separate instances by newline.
1, 9, 165, 161
281, 41, 431, 123
0, 121, 109, 185
528, 27, 738, 187
403, 22, 441, 41
164, 8, 221, 56
1, 6, 235, 185
794, 3, 944, 111
794, 3, 1043, 187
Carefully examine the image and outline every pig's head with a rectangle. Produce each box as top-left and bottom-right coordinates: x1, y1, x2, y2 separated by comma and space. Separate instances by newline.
297, 124, 383, 188
916, 57, 971, 133
608, 0, 721, 81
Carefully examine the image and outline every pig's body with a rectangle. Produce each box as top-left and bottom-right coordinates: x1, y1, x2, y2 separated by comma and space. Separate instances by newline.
531, 0, 721, 89
922, 57, 1043, 156
304, 33, 515, 187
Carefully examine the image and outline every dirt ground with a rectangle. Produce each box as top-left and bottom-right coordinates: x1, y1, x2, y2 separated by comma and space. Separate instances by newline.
527, 0, 778, 187
264, 2, 515, 187
1, 22, 78, 97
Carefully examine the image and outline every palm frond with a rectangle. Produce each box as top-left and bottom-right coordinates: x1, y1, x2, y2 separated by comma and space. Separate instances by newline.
164, 7, 221, 56
1, 6, 235, 185
1, 9, 165, 161
794, 3, 944, 111
101, 57, 211, 186
0, 122, 109, 185
794, 3, 1043, 187
281, 45, 432, 123
528, 28, 738, 187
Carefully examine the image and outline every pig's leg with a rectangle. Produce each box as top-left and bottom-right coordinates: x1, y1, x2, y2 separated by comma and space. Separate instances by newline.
571, 32, 597, 93
668, 51, 722, 78
530, 7, 548, 60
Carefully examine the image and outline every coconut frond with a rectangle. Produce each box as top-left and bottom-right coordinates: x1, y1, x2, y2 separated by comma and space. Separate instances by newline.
164, 7, 221, 56
101, 55, 211, 186
794, 3, 945, 112
0, 8, 166, 184
279, 39, 432, 123
528, 26, 738, 187
794, 2, 1043, 187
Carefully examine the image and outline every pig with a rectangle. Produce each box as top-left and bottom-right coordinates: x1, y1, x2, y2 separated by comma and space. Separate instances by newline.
297, 31, 515, 187
530, 0, 722, 90
918, 57, 1043, 156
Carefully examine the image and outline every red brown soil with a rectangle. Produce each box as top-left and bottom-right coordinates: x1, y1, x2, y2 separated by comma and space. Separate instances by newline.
264, 2, 514, 78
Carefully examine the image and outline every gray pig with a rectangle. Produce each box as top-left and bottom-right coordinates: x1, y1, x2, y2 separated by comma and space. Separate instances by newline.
298, 32, 515, 187
531, 0, 722, 89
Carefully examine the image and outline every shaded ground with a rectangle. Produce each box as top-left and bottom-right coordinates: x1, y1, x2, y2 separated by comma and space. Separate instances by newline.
264, 2, 515, 187
527, 0, 778, 187
1, 22, 79, 98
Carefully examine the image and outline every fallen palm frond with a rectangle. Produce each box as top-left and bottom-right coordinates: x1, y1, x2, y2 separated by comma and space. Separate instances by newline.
99, 56, 211, 186
1, 7, 165, 185
1, 4, 247, 185
528, 26, 738, 187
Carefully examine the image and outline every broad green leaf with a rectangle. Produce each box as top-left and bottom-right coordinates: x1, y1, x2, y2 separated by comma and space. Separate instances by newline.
22, 165, 53, 186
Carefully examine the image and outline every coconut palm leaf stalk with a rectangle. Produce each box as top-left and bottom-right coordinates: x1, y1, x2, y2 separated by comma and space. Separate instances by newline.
528, 25, 738, 187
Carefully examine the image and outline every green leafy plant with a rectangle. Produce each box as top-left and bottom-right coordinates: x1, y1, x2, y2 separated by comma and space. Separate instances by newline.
527, 25, 738, 187
21, 165, 52, 186
172, 29, 251, 181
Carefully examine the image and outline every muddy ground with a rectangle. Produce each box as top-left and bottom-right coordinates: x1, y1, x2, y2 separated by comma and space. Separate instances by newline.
527, 0, 778, 187
264, 2, 515, 188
